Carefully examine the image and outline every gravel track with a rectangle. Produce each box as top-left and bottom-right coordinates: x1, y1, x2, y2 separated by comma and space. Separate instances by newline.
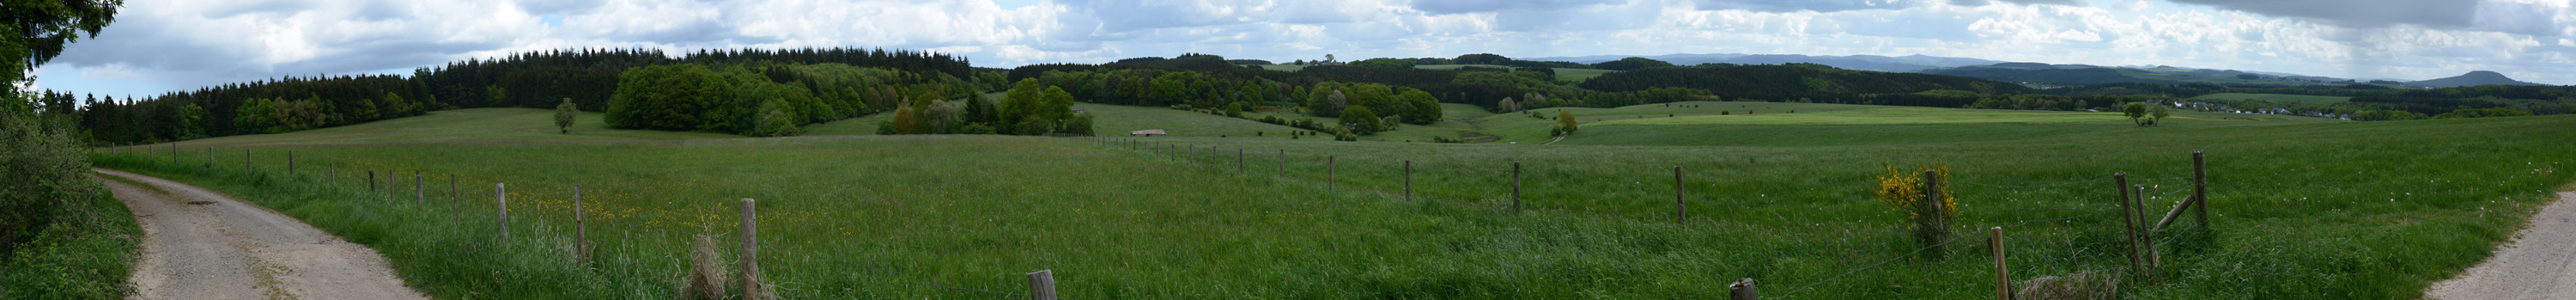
2426, 191, 2576, 300
98, 169, 426, 300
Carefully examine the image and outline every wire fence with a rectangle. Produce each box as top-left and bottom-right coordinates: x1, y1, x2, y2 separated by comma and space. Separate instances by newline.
1081, 137, 2224, 297
97, 138, 2223, 298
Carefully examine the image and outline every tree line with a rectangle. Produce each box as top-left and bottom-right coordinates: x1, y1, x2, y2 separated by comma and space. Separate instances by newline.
67, 46, 981, 144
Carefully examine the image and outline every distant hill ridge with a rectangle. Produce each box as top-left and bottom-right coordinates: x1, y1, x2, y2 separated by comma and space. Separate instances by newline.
1522, 53, 2003, 72
2409, 70, 2551, 88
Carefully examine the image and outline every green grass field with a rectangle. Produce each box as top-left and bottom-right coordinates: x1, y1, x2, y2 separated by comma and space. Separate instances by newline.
2190, 93, 2354, 104
1255, 64, 1617, 83
806, 101, 1309, 138
1245, 103, 1495, 143
155, 108, 736, 148
88, 99, 2576, 298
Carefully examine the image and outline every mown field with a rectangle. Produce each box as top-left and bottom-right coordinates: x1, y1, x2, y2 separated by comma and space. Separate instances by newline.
89, 102, 2576, 298
2190, 93, 2354, 104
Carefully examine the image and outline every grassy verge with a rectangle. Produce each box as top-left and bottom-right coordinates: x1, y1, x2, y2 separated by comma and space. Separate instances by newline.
89, 152, 662, 298
0, 171, 140, 299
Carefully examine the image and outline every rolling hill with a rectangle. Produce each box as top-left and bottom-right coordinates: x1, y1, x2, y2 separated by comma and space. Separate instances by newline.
1526, 53, 2004, 72
1918, 63, 2372, 86
2409, 70, 2552, 88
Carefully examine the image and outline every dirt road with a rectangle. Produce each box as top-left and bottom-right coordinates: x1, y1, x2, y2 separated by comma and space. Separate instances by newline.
97, 169, 427, 300
2426, 191, 2576, 300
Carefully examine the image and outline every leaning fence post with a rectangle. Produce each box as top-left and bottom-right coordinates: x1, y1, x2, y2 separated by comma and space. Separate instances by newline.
2113, 173, 2140, 274
1027, 269, 1059, 300
496, 183, 510, 242
739, 199, 762, 299
1679, 166, 1693, 224
368, 169, 378, 192
1404, 160, 1413, 201
1991, 226, 2012, 300
2193, 150, 2209, 226
2136, 185, 2159, 271
1512, 162, 1523, 212
1728, 278, 1758, 300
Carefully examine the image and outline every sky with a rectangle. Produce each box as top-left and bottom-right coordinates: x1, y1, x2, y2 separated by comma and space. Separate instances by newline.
32, 0, 2576, 98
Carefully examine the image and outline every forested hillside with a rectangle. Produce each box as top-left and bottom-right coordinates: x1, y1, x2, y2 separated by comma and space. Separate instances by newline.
66, 47, 984, 144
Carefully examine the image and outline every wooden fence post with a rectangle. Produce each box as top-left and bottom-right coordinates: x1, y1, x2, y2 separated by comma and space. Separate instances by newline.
2113, 173, 2140, 274
1404, 161, 1413, 201
414, 172, 423, 205
287, 150, 295, 175
1675, 166, 1686, 224
449, 174, 459, 220
2193, 150, 2209, 226
1991, 226, 2012, 300
244, 149, 251, 171
1728, 278, 1758, 300
1512, 162, 1522, 212
1327, 155, 1335, 191
1027, 270, 1058, 300
1923, 169, 1948, 258
739, 199, 761, 299
368, 169, 377, 192
2136, 185, 2159, 271
496, 183, 509, 242
574, 185, 586, 259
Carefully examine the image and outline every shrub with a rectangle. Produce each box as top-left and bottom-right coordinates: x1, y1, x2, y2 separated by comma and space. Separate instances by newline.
1874, 162, 1957, 258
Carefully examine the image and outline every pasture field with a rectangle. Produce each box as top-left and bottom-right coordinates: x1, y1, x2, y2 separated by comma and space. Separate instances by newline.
1244, 103, 1494, 143
2190, 93, 2354, 104
1551, 68, 1619, 83
806, 101, 1307, 138
155, 108, 736, 148
1462, 101, 2342, 145
1256, 64, 1617, 83
88, 104, 2576, 298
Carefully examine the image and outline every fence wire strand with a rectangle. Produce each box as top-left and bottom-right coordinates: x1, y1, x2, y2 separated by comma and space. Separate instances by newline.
1776, 234, 1977, 299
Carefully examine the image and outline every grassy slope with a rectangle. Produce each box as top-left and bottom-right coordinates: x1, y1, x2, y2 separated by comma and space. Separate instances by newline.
159, 108, 735, 148
2191, 93, 2354, 104
96, 102, 2576, 298
1245, 103, 1496, 143
1257, 64, 1617, 83
807, 101, 1310, 138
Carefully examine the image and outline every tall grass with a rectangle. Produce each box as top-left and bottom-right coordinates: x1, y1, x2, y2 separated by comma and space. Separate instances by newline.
88, 113, 2576, 298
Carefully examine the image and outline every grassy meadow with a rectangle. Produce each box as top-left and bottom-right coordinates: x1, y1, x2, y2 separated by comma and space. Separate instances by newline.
1255, 64, 1621, 83
2190, 93, 2354, 104
85, 100, 2576, 298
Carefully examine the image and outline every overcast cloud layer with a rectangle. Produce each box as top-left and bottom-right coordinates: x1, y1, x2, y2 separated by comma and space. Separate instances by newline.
34, 0, 2576, 97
